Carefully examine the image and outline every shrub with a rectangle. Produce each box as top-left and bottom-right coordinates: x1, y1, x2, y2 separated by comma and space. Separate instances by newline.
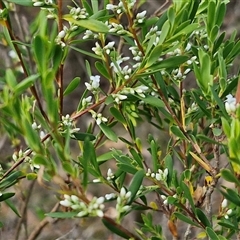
0, 0, 240, 239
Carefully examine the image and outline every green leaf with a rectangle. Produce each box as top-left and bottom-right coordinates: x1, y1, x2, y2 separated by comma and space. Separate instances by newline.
221, 169, 240, 186
158, 20, 170, 45
215, 2, 226, 27
210, 86, 228, 119
26, 173, 37, 180
174, 212, 200, 228
206, 227, 220, 240
33, 154, 49, 167
221, 188, 240, 206
5, 68, 18, 89
110, 107, 126, 124
118, 164, 137, 175
91, 0, 98, 14
70, 46, 102, 59
181, 182, 196, 213
207, 0, 216, 34
46, 212, 78, 218
196, 208, 211, 227
196, 134, 219, 144
145, 45, 162, 68
102, 218, 130, 239
150, 140, 158, 172
95, 61, 110, 79
137, 95, 164, 108
212, 127, 222, 137
129, 147, 143, 168
0, 171, 23, 190
6, 0, 33, 6
33, 35, 46, 73
99, 123, 118, 142
14, 74, 39, 96
63, 77, 80, 96
63, 16, 109, 33
170, 125, 186, 140
71, 132, 95, 141
169, 23, 199, 41
5, 198, 21, 217
128, 169, 145, 203
97, 151, 115, 163
0, 192, 15, 202
145, 56, 188, 74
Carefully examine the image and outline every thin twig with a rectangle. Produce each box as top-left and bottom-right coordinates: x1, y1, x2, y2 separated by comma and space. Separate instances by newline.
15, 180, 36, 240
57, 0, 64, 116
27, 202, 60, 240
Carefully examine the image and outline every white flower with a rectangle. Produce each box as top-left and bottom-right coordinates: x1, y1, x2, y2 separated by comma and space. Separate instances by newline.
105, 193, 116, 200
134, 85, 148, 97
58, 30, 66, 39
120, 187, 126, 198
136, 10, 147, 23
225, 94, 236, 114
146, 168, 151, 177
91, 111, 107, 125
92, 42, 102, 55
112, 93, 127, 104
221, 199, 228, 209
107, 168, 115, 181
33, 1, 44, 7
156, 168, 168, 181
90, 75, 100, 88
60, 199, 72, 207
104, 41, 115, 54
85, 75, 100, 92
226, 209, 232, 215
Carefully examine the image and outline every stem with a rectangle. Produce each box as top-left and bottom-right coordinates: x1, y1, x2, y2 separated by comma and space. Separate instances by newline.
0, 0, 49, 123
27, 203, 59, 240
57, 0, 64, 116
14, 181, 36, 240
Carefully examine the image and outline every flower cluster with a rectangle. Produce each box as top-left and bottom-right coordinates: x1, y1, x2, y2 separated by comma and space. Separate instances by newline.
221, 199, 233, 219
116, 187, 132, 217
90, 111, 108, 125
83, 30, 98, 40
135, 10, 147, 24
111, 93, 127, 104
69, 6, 88, 20
92, 42, 115, 56
122, 85, 149, 98
61, 114, 80, 133
106, 168, 115, 181
106, 0, 136, 14
225, 94, 237, 114
108, 22, 128, 35
110, 56, 132, 79
60, 195, 105, 218
85, 75, 100, 93
171, 67, 191, 81
82, 96, 92, 108
145, 26, 162, 46
129, 45, 143, 68
12, 149, 40, 171
32, 0, 54, 7
146, 168, 168, 182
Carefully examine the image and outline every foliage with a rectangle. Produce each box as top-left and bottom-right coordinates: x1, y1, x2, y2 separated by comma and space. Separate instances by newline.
0, 0, 240, 239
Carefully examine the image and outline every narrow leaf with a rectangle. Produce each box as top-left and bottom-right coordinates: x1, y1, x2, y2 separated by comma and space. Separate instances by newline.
63, 16, 109, 33
99, 123, 118, 142
128, 170, 145, 203
64, 77, 80, 96
174, 212, 200, 228
46, 212, 78, 218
